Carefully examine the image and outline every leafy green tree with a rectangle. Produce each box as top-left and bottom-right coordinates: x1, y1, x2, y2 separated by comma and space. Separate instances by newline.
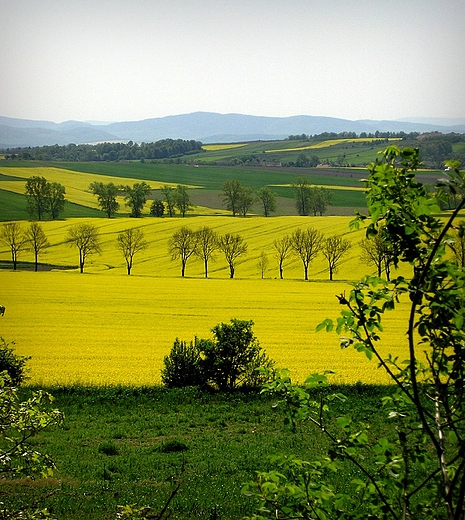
321, 234, 351, 280
244, 147, 465, 520
175, 185, 193, 217
117, 228, 148, 275
25, 176, 49, 220
161, 185, 177, 217
169, 226, 198, 277
195, 226, 218, 278
122, 182, 152, 218
150, 198, 165, 217
257, 187, 277, 217
290, 227, 324, 280
293, 177, 311, 215
0, 222, 26, 271
161, 338, 206, 388
200, 319, 273, 391
46, 181, 66, 219
238, 186, 255, 217
221, 179, 243, 217
89, 181, 120, 218
309, 186, 332, 216
25, 221, 50, 271
273, 235, 293, 279
66, 223, 101, 273
218, 232, 248, 278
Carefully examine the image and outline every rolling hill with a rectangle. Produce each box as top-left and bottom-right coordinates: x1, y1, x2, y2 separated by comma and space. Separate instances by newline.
2, 112, 465, 148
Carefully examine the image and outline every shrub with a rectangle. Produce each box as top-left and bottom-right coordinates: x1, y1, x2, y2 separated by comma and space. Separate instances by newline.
161, 320, 275, 391
200, 319, 274, 391
0, 336, 30, 386
161, 338, 206, 388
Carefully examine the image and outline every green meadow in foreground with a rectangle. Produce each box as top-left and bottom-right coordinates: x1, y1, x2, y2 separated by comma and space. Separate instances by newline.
4, 385, 393, 520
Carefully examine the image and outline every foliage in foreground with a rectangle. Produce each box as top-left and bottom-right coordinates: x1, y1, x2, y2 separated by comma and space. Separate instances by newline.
161, 319, 275, 390
0, 373, 64, 519
0, 337, 30, 386
243, 147, 465, 519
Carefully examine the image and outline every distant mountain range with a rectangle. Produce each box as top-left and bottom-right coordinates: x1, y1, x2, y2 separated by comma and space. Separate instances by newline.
1, 112, 465, 149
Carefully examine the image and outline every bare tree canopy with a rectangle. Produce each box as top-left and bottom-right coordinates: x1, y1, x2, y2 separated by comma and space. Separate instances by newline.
322, 235, 351, 280
66, 223, 101, 273
0, 222, 27, 271
25, 222, 50, 271
218, 233, 248, 278
117, 228, 148, 275
195, 226, 218, 278
291, 227, 324, 280
169, 226, 198, 277
273, 235, 293, 279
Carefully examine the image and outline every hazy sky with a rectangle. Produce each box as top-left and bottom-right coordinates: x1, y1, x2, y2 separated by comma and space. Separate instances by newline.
2, 0, 464, 123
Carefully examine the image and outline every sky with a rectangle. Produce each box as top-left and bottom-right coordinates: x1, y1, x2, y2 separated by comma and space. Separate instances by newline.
1, 0, 465, 123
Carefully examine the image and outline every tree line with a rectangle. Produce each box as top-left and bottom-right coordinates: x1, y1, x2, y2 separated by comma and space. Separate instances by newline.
2, 138, 203, 162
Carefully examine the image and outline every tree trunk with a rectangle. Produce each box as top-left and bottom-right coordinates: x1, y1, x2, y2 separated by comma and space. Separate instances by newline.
229, 264, 234, 278
204, 259, 208, 278
34, 252, 38, 272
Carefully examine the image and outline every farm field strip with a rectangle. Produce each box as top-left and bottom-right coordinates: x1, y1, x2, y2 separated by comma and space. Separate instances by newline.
0, 216, 368, 278
201, 143, 248, 151
0, 166, 201, 210
0, 271, 410, 386
265, 137, 403, 153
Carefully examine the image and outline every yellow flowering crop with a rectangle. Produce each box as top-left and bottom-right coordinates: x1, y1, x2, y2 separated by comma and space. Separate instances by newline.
0, 216, 413, 387
201, 144, 248, 151
265, 137, 402, 153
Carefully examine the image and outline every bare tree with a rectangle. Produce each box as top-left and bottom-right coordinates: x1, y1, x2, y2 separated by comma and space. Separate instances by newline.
169, 226, 198, 277
25, 222, 50, 271
218, 233, 248, 278
257, 251, 269, 279
66, 223, 101, 273
0, 222, 27, 270
195, 226, 218, 278
360, 229, 394, 280
117, 228, 148, 275
321, 235, 351, 280
291, 227, 324, 280
273, 235, 293, 279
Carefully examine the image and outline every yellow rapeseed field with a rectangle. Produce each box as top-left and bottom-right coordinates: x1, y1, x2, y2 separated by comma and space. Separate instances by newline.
0, 216, 413, 387
265, 137, 403, 153
201, 144, 248, 151
0, 167, 201, 213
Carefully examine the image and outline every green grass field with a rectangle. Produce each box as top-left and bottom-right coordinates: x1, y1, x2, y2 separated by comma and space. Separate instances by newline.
5, 384, 393, 519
